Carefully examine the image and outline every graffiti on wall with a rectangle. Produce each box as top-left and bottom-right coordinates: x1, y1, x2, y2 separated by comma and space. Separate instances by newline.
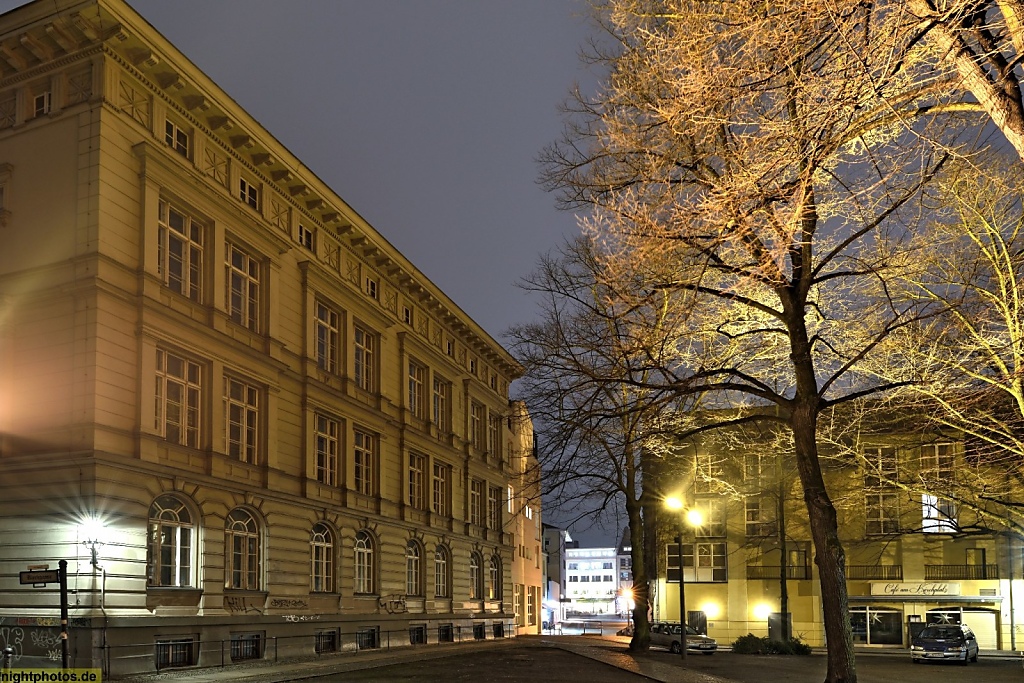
379, 594, 407, 614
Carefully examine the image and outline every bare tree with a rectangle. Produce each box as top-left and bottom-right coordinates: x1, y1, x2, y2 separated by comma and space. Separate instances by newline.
509, 237, 695, 651
536, 3, 987, 681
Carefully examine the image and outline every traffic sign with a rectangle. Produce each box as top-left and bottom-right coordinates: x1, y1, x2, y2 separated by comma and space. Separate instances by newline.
19, 569, 60, 585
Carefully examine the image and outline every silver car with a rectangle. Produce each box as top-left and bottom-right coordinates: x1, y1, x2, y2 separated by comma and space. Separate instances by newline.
649, 621, 718, 654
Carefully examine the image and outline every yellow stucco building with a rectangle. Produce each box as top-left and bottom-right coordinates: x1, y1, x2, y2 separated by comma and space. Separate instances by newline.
0, 0, 539, 675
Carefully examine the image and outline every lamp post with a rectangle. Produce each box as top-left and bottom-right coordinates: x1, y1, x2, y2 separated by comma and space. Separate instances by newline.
666, 496, 703, 662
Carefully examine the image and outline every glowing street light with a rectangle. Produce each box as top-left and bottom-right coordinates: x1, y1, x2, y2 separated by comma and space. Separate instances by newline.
665, 496, 703, 662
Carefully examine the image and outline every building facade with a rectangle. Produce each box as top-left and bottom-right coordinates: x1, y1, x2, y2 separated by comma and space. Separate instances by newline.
565, 546, 620, 615
508, 401, 543, 635
654, 428, 1020, 651
0, 0, 532, 675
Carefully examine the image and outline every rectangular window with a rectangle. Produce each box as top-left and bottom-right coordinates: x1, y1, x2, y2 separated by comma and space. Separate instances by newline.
433, 462, 451, 517
225, 242, 261, 332
432, 376, 450, 431
314, 630, 338, 654
33, 91, 51, 117
864, 446, 898, 488
314, 414, 339, 486
354, 324, 376, 392
694, 498, 726, 537
225, 377, 259, 464
155, 349, 202, 448
314, 301, 340, 373
353, 428, 377, 496
866, 492, 900, 535
921, 443, 957, 532
364, 275, 378, 300
158, 200, 203, 302
409, 452, 426, 509
694, 453, 723, 494
471, 402, 486, 450
297, 224, 315, 250
155, 638, 195, 669
165, 119, 189, 157
408, 361, 426, 418
239, 177, 259, 210
403, 305, 414, 325
489, 416, 500, 457
514, 584, 524, 627
470, 479, 485, 526
745, 497, 777, 537
526, 586, 536, 626
673, 542, 727, 582
229, 633, 262, 662
487, 486, 502, 530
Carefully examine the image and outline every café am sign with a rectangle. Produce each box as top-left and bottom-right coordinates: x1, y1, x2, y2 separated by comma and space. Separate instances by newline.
870, 582, 960, 597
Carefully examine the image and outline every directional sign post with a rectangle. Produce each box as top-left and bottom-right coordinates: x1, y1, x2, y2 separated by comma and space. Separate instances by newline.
19, 569, 60, 585
19, 561, 69, 669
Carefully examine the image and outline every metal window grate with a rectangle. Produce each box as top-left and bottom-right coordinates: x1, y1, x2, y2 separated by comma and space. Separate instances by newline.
155, 638, 195, 669
314, 630, 338, 654
356, 628, 379, 650
230, 633, 262, 661
409, 625, 426, 645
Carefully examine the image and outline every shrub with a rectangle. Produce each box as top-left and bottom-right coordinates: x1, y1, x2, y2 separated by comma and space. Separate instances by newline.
731, 634, 812, 655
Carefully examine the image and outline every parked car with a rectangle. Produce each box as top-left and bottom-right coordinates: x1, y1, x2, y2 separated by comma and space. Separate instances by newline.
649, 621, 717, 654
910, 623, 979, 664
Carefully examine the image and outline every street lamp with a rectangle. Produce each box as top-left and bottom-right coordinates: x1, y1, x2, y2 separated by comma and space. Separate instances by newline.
665, 496, 703, 662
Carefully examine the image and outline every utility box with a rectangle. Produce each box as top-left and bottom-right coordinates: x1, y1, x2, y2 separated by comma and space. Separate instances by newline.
768, 612, 793, 642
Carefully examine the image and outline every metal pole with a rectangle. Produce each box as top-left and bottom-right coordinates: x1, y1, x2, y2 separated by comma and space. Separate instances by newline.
59, 559, 69, 670
676, 534, 686, 662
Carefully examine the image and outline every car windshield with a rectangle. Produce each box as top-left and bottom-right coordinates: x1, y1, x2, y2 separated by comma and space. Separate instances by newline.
667, 624, 703, 636
918, 626, 962, 640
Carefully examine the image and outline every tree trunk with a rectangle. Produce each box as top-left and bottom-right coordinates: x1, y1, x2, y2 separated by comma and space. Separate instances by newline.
627, 493, 651, 651
792, 401, 856, 683
778, 475, 791, 642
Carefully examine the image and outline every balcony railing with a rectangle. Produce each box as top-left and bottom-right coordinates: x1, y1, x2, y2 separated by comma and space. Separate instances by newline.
924, 564, 999, 581
746, 565, 811, 580
846, 565, 903, 580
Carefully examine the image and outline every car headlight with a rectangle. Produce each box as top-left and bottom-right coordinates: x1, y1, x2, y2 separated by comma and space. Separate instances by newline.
945, 645, 966, 653
910, 645, 922, 651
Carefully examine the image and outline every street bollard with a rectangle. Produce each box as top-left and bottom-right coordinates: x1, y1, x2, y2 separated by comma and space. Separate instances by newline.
2, 646, 13, 670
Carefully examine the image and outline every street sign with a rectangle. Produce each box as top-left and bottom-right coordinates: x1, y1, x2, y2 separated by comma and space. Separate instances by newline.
19, 569, 60, 585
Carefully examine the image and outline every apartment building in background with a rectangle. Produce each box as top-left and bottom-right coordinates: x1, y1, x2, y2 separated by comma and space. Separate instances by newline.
0, 0, 533, 675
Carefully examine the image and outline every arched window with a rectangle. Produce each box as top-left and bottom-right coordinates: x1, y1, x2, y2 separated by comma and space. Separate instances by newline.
354, 530, 375, 594
406, 540, 423, 596
147, 494, 194, 587
310, 523, 334, 592
434, 545, 450, 598
488, 555, 501, 600
469, 552, 482, 600
225, 508, 260, 590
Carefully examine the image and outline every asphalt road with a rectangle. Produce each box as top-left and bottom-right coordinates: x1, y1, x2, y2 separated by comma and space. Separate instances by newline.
302, 643, 1023, 683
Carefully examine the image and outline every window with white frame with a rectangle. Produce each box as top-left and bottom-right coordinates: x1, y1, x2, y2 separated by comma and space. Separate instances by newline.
864, 446, 899, 535
225, 376, 259, 464
354, 530, 375, 594
225, 242, 261, 332
921, 443, 957, 532
314, 413, 339, 486
147, 494, 193, 587
694, 452, 724, 494
354, 324, 376, 392
297, 224, 315, 251
514, 584, 524, 626
403, 304, 414, 326
694, 498, 726, 537
353, 428, 377, 496
434, 545, 450, 598
470, 479, 484, 526
433, 461, 451, 517
310, 523, 333, 592
225, 509, 260, 590
745, 496, 777, 537
408, 452, 426, 509
314, 301, 340, 374
158, 200, 203, 301
33, 90, 51, 117
165, 119, 189, 157
681, 541, 727, 582
432, 376, 450, 431
239, 177, 259, 210
469, 552, 483, 600
471, 402, 486, 451
408, 360, 426, 419
488, 555, 501, 600
364, 275, 378, 300
489, 416, 500, 457
155, 349, 202, 448
406, 541, 423, 596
